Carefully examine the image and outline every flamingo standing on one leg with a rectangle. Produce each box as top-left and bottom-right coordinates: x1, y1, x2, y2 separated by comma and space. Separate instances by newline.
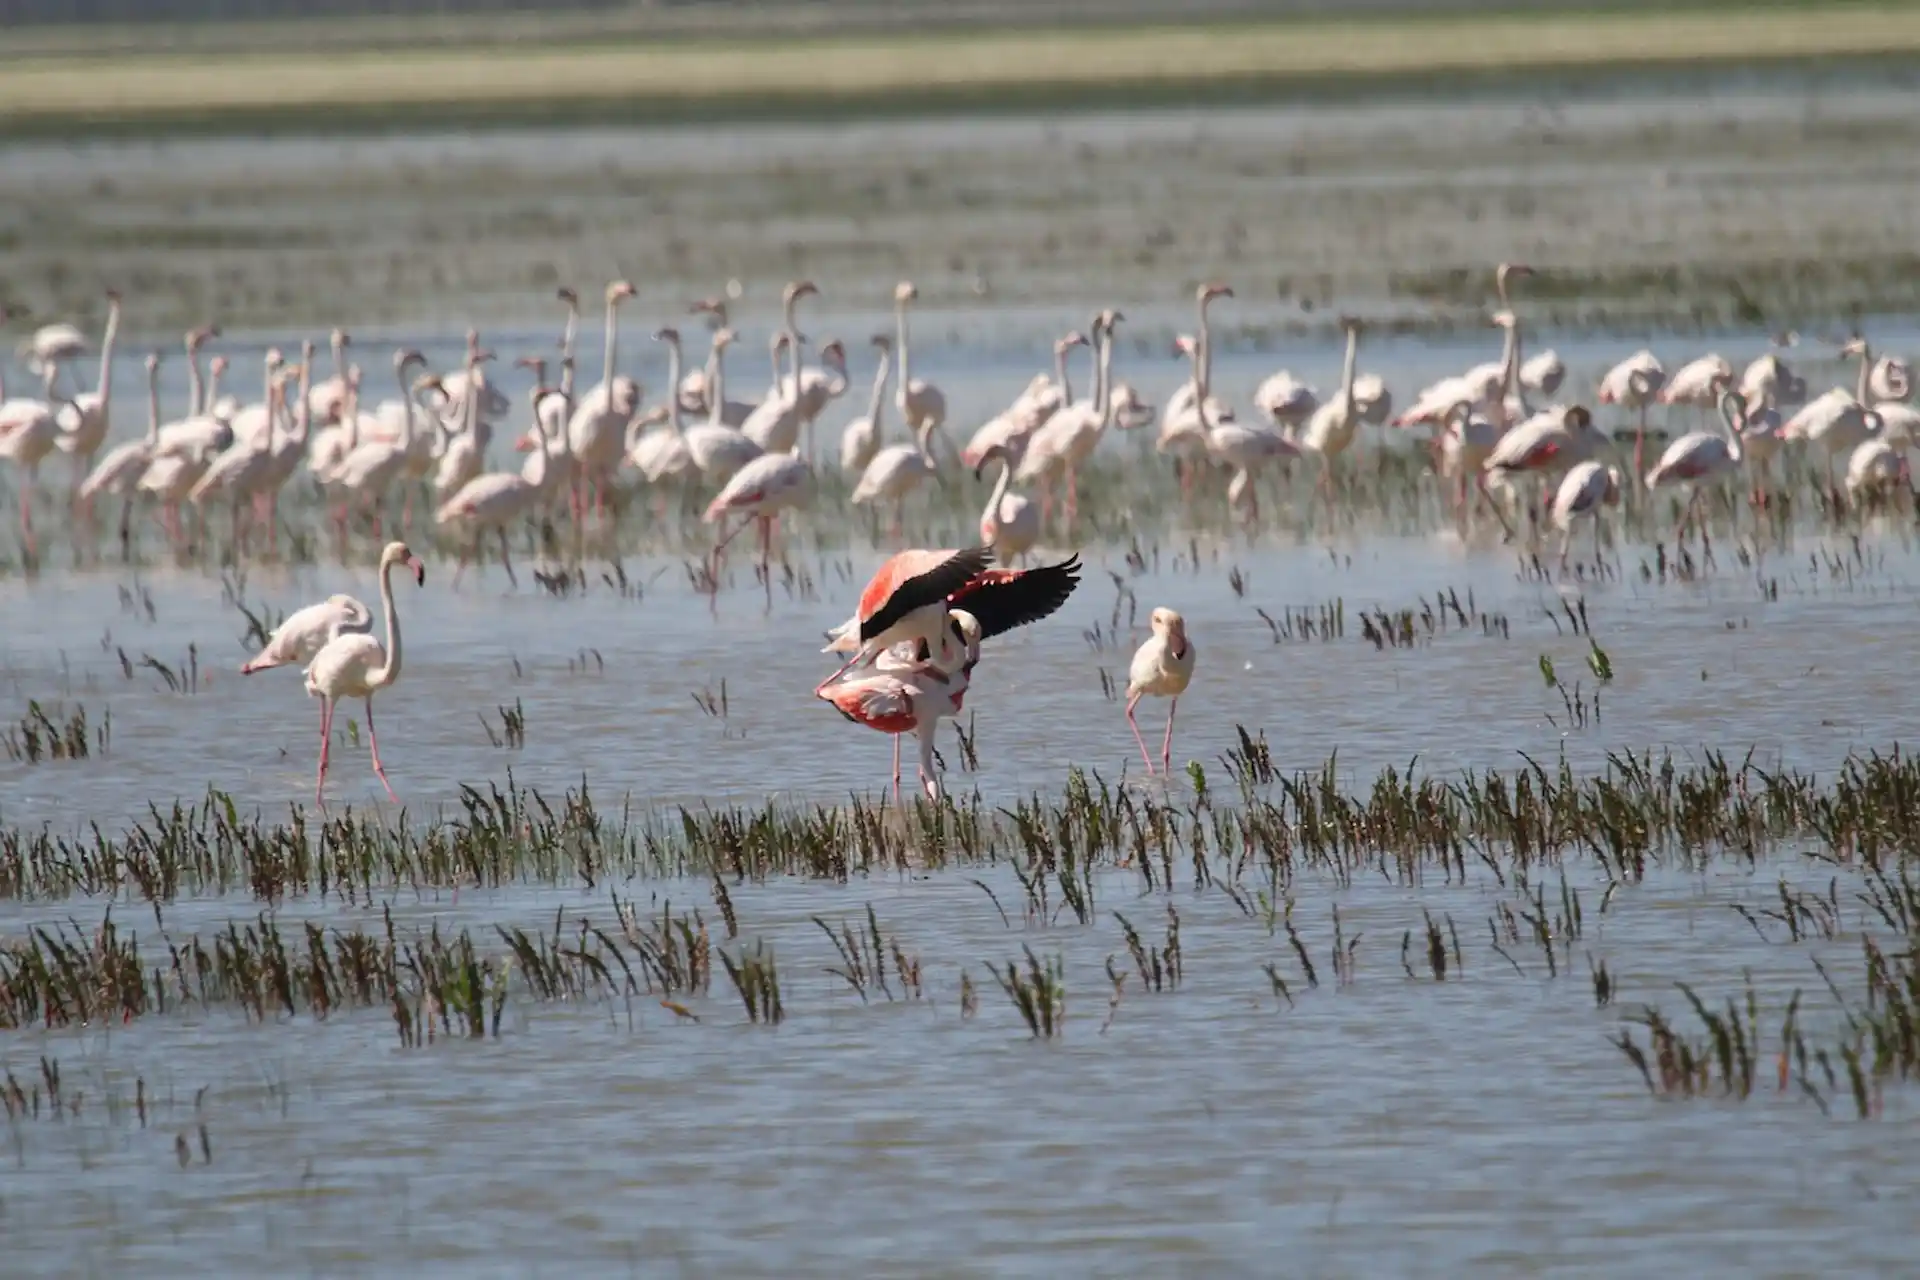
1126, 607, 1195, 776
303, 540, 425, 805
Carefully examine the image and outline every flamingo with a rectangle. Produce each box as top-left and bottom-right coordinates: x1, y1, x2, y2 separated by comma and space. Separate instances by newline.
188, 348, 291, 550
1176, 330, 1297, 526
1727, 393, 1787, 506
678, 298, 754, 424
818, 549, 1080, 690
1658, 354, 1733, 417
1437, 400, 1515, 539
1125, 607, 1195, 776
819, 607, 982, 805
1109, 383, 1157, 432
254, 340, 319, 556
333, 349, 429, 539
1598, 349, 1666, 480
1548, 460, 1622, 573
976, 440, 1040, 564
430, 334, 493, 504
305, 540, 425, 805
1483, 403, 1601, 539
658, 327, 761, 484
1739, 353, 1807, 410
838, 335, 893, 475
1166, 283, 1233, 425
15, 316, 89, 396
80, 350, 165, 553
1395, 265, 1536, 432
1018, 310, 1121, 527
624, 404, 686, 484
702, 439, 817, 588
565, 279, 640, 516
1644, 388, 1747, 550
241, 593, 374, 674
1520, 348, 1567, 398
1846, 435, 1905, 502
0, 354, 67, 553
892, 281, 946, 435
1160, 332, 1237, 495
51, 290, 123, 508
1297, 315, 1368, 519
793, 339, 850, 434
961, 331, 1086, 468
851, 417, 939, 540
438, 353, 564, 588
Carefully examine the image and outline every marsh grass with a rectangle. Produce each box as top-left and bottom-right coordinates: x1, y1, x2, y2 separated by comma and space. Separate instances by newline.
991, 945, 1064, 1039
816, 904, 921, 1003
3, 701, 106, 764
718, 940, 784, 1025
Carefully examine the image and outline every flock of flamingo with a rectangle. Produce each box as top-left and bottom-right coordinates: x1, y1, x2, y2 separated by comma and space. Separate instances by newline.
7, 262, 1917, 802
4, 265, 1916, 582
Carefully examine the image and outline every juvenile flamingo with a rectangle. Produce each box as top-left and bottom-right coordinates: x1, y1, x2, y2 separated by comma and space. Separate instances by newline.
304, 540, 425, 804
1644, 388, 1747, 551
1548, 460, 1622, 573
1126, 607, 1195, 776
975, 440, 1041, 564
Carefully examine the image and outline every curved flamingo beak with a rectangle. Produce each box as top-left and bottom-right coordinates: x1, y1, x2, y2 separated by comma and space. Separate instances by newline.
407, 554, 426, 586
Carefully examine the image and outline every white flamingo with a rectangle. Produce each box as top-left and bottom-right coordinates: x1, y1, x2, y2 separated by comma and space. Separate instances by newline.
16, 317, 89, 396
975, 440, 1040, 563
839, 334, 893, 475
1018, 309, 1122, 527
1126, 607, 1196, 776
1660, 354, 1734, 415
961, 331, 1085, 467
740, 332, 807, 455
1166, 283, 1233, 425
438, 353, 557, 589
304, 540, 425, 805
52, 290, 123, 505
660, 327, 761, 484
892, 281, 946, 435
1597, 349, 1666, 480
565, 279, 640, 515
241, 593, 374, 674
1644, 388, 1747, 549
1739, 353, 1807, 410
333, 349, 429, 538
852, 417, 939, 538
80, 350, 165, 550
0, 354, 68, 552
1296, 315, 1368, 518
1548, 460, 1622, 572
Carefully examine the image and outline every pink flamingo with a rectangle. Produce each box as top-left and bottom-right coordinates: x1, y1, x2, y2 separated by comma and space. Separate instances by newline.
819, 608, 983, 804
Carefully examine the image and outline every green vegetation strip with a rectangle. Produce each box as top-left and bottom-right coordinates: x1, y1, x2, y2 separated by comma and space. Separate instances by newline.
3, 8, 1917, 134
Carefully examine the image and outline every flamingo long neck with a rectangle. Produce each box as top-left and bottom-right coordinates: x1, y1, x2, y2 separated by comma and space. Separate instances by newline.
1055, 342, 1075, 406
1856, 344, 1873, 406
560, 301, 580, 401
601, 294, 620, 397
186, 337, 205, 418
985, 452, 1013, 524
1340, 325, 1359, 419
867, 351, 892, 442
895, 298, 913, 412
1093, 323, 1114, 426
329, 337, 346, 421
914, 422, 935, 470
1718, 396, 1745, 463
702, 343, 723, 433
1197, 295, 1215, 403
1186, 341, 1210, 427
369, 556, 405, 689
397, 360, 418, 453
788, 335, 806, 408
289, 350, 314, 452
205, 362, 225, 422
260, 357, 278, 444
94, 300, 119, 409
145, 368, 160, 445
664, 337, 686, 436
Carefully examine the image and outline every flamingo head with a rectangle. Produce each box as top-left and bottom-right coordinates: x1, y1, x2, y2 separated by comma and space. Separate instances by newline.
821, 340, 847, 370
893, 280, 918, 304
1564, 405, 1594, 432
144, 351, 161, 373
332, 328, 350, 350
209, 355, 229, 378
1172, 334, 1198, 359
711, 327, 736, 351
787, 280, 820, 305
1602, 466, 1624, 507
653, 327, 680, 348
1839, 336, 1868, 359
264, 347, 285, 371
556, 286, 579, 307
382, 540, 426, 587
186, 325, 219, 350
1198, 281, 1233, 306
395, 347, 427, 373
1150, 607, 1188, 654
607, 280, 637, 305
1490, 309, 1516, 330
1057, 331, 1089, 354
870, 333, 892, 352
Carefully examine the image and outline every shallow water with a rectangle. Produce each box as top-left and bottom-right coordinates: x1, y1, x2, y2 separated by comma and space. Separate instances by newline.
8, 309, 1920, 1273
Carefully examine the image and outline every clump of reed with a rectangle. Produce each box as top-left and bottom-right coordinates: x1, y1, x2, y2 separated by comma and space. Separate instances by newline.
3, 701, 106, 763
718, 940, 783, 1025
991, 945, 1064, 1038
816, 904, 921, 1002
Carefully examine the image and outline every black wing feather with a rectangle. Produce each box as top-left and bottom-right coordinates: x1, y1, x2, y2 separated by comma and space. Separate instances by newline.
949, 555, 1081, 641
859, 546, 995, 642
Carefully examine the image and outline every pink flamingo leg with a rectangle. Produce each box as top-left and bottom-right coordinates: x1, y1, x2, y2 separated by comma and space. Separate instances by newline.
316, 697, 336, 805
1064, 463, 1079, 527
1161, 697, 1180, 775
365, 697, 397, 802
1125, 693, 1156, 775
892, 733, 903, 809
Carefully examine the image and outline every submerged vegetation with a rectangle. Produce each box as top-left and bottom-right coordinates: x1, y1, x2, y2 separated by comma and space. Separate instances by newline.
4, 739, 1920, 1112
